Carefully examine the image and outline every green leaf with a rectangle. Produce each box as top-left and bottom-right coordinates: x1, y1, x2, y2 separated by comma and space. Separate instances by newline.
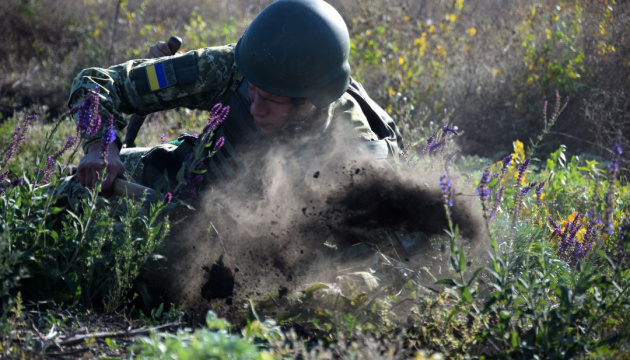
304, 283, 329, 294
504, 189, 516, 195
206, 310, 230, 330
49, 207, 64, 215
488, 178, 498, 187
451, 256, 460, 273
436, 278, 459, 287
462, 286, 473, 303
511, 330, 519, 349
487, 269, 501, 280
459, 249, 466, 273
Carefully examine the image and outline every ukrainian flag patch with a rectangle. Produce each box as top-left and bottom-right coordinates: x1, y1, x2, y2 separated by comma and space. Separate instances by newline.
145, 60, 177, 91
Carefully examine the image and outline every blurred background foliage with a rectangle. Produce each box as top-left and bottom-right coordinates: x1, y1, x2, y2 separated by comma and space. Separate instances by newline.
0, 0, 628, 163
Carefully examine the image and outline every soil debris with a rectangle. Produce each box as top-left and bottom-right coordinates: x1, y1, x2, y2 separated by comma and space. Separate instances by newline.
201, 256, 235, 303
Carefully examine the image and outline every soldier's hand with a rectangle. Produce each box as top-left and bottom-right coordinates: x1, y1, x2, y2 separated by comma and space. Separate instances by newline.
147, 36, 182, 58
78, 142, 125, 198
147, 41, 173, 58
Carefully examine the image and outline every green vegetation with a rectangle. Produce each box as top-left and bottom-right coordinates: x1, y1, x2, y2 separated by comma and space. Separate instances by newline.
1, 0, 629, 358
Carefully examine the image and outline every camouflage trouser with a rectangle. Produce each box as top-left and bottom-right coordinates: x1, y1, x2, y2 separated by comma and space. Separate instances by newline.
55, 145, 176, 211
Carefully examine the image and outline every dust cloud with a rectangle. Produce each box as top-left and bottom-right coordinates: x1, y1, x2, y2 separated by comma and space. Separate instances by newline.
137, 129, 487, 318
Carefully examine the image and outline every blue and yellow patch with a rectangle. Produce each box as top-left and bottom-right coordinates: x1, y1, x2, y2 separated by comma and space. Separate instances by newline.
145, 60, 177, 91
131, 53, 198, 96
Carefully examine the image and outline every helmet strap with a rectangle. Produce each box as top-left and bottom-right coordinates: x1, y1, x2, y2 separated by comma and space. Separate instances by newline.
280, 97, 315, 133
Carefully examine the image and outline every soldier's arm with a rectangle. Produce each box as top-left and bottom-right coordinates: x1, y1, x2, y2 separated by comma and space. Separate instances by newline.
323, 93, 398, 160
67, 44, 239, 194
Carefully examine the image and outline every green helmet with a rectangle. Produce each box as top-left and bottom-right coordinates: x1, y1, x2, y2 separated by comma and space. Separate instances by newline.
234, 0, 351, 108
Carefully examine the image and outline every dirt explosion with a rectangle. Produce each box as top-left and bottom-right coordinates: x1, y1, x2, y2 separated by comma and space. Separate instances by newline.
136, 135, 486, 318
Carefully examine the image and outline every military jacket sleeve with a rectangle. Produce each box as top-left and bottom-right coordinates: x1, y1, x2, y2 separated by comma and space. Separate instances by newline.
67, 44, 240, 152
325, 92, 379, 142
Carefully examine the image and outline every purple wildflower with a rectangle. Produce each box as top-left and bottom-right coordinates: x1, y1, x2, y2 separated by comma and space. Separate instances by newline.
41, 156, 55, 184
400, 148, 409, 163
1, 115, 33, 169
489, 185, 505, 220
213, 136, 225, 152
511, 181, 536, 222
581, 221, 598, 255
492, 154, 513, 187
419, 134, 436, 158
2, 126, 23, 168
72, 86, 102, 137
442, 125, 459, 136
501, 154, 512, 171
535, 181, 545, 206
477, 169, 491, 219
100, 114, 116, 162
443, 148, 461, 175
548, 217, 562, 239
568, 213, 582, 239
52, 135, 77, 160
554, 212, 587, 261
440, 174, 453, 207
200, 103, 229, 140
179, 188, 198, 204
163, 192, 173, 204
429, 140, 444, 156
161, 133, 166, 144
399, 148, 416, 167
11, 178, 23, 187
182, 153, 193, 182
521, 182, 537, 197
0, 169, 10, 185
515, 157, 530, 186
190, 175, 204, 186
608, 143, 622, 172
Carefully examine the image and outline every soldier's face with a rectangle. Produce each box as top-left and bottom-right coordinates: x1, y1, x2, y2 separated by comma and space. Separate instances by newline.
248, 82, 314, 133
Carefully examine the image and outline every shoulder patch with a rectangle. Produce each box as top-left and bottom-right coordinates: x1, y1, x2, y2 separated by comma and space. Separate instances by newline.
132, 52, 199, 95
146, 60, 176, 91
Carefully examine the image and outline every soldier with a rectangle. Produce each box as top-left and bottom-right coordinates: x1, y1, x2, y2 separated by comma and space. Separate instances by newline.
68, 0, 403, 198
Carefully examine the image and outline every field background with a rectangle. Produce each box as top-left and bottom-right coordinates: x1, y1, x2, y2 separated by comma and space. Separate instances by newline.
2, 0, 629, 160
1, 0, 630, 359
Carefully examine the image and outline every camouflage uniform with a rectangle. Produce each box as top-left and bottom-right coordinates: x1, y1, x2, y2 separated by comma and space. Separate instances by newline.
66, 44, 394, 194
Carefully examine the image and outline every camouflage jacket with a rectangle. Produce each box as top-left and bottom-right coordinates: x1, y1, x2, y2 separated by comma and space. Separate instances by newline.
67, 44, 382, 156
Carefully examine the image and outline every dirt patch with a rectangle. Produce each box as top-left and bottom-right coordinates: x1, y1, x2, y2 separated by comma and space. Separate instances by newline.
201, 256, 235, 304
138, 145, 485, 316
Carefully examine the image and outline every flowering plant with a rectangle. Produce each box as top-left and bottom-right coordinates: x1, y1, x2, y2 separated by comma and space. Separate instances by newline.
171, 103, 229, 202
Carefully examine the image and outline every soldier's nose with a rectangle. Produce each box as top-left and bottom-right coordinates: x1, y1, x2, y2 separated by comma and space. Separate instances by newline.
249, 93, 268, 117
